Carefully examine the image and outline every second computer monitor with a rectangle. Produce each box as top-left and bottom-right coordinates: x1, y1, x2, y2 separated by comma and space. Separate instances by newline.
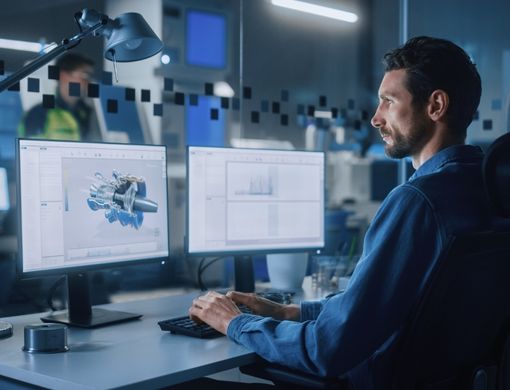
187, 146, 325, 256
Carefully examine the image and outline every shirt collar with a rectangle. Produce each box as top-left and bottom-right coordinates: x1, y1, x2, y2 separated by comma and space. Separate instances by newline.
55, 92, 72, 111
409, 144, 484, 180
55, 92, 89, 115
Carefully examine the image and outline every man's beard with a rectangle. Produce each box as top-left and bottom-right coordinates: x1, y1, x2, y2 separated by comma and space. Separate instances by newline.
384, 117, 429, 159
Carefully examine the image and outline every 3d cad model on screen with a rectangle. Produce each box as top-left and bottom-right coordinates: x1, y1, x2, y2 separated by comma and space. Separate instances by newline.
87, 170, 158, 230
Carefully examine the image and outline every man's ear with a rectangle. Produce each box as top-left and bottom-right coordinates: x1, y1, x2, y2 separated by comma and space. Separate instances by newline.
427, 89, 449, 122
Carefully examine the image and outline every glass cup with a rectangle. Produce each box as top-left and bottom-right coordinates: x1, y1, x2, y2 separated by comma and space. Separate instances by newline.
311, 255, 359, 293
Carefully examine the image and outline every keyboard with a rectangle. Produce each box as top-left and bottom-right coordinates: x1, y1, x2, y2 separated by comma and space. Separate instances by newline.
158, 304, 252, 339
158, 316, 223, 338
158, 291, 293, 338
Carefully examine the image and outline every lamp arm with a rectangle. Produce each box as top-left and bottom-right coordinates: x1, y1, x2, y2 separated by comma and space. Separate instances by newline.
0, 21, 105, 93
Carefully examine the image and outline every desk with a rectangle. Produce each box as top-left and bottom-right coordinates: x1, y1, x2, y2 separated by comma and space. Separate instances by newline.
0, 293, 259, 389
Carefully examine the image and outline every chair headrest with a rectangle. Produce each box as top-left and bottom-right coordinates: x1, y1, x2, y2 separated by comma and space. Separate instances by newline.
483, 133, 510, 218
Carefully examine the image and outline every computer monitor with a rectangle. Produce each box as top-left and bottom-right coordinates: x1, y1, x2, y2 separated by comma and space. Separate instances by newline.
186, 9, 227, 69
187, 146, 325, 291
17, 139, 169, 327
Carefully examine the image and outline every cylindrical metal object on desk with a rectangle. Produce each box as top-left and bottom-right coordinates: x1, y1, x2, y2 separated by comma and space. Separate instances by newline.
23, 324, 69, 353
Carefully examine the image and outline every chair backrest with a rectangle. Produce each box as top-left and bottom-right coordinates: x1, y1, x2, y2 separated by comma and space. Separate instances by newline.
392, 134, 510, 389
483, 132, 510, 218
391, 232, 510, 389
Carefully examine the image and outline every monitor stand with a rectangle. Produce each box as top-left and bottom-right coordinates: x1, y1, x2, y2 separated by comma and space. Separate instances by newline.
234, 255, 255, 292
41, 272, 142, 328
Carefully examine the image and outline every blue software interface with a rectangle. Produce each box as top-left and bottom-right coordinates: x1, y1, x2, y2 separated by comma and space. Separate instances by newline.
186, 10, 226, 69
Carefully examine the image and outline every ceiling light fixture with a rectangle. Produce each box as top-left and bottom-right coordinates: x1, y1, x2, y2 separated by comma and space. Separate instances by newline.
0, 38, 55, 53
271, 0, 358, 23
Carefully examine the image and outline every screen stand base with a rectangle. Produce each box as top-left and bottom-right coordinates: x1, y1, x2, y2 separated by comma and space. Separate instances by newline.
41, 272, 142, 328
41, 308, 142, 328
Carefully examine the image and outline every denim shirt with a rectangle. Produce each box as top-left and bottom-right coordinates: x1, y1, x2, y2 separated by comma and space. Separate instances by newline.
227, 145, 492, 389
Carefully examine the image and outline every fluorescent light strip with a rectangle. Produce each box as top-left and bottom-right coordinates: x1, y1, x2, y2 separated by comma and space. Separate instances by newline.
271, 0, 358, 23
0, 38, 55, 53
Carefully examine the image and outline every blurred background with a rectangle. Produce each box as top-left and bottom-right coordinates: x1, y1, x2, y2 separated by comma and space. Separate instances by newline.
0, 0, 508, 315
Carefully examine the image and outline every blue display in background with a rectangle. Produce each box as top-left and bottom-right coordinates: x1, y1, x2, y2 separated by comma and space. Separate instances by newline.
186, 95, 224, 147
100, 85, 145, 144
186, 10, 226, 69
0, 167, 9, 211
0, 81, 23, 159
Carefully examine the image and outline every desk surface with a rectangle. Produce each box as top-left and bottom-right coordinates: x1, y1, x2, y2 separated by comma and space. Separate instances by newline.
0, 293, 258, 389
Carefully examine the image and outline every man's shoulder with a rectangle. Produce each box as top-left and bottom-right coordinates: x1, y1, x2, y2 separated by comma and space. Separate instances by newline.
407, 164, 482, 194
381, 168, 477, 211
403, 164, 488, 222
24, 103, 47, 119
22, 104, 48, 137
374, 183, 435, 223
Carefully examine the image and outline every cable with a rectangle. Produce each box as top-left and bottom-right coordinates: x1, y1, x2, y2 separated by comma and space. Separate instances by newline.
197, 257, 222, 291
197, 257, 206, 291
46, 275, 66, 312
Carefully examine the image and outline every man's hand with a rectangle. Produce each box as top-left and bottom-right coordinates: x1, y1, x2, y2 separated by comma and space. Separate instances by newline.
188, 291, 242, 334
226, 291, 301, 321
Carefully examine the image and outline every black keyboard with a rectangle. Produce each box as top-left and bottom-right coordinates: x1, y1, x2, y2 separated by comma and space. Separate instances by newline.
158, 304, 253, 339
158, 292, 293, 338
158, 316, 223, 338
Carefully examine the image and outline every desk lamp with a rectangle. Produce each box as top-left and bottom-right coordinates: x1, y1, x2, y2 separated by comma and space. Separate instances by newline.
0, 8, 163, 93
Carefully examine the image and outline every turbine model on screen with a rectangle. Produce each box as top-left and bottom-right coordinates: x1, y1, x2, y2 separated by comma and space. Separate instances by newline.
87, 170, 158, 229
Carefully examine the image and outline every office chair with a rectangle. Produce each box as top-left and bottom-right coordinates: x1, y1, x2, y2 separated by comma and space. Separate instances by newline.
390, 231, 510, 389
483, 133, 510, 219
241, 134, 510, 390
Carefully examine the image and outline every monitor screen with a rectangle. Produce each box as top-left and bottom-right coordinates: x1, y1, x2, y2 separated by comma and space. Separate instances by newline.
17, 139, 169, 327
187, 146, 325, 255
18, 139, 169, 276
186, 9, 227, 69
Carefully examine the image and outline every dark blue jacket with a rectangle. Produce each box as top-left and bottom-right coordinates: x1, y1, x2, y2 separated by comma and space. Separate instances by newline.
227, 144, 493, 389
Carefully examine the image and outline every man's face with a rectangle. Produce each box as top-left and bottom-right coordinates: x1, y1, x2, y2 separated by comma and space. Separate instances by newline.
371, 69, 431, 159
60, 64, 94, 99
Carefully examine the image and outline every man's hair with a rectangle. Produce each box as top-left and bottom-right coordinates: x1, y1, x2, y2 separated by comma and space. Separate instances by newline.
383, 36, 481, 137
55, 53, 94, 72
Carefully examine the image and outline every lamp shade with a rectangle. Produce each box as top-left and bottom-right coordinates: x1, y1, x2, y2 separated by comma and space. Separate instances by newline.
104, 13, 162, 62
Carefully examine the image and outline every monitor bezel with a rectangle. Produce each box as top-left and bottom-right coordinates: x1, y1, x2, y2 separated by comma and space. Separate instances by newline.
16, 138, 170, 279
185, 145, 325, 257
